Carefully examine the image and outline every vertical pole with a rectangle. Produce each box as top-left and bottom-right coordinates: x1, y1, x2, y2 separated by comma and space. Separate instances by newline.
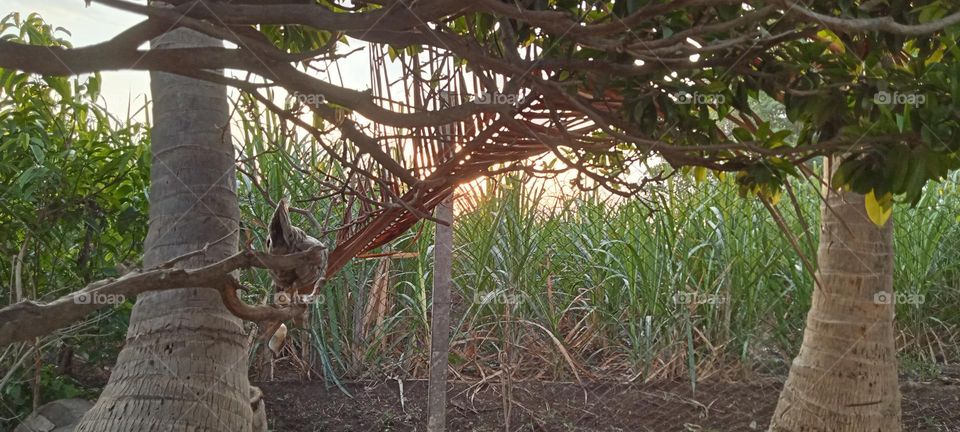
427, 197, 453, 431
427, 91, 456, 432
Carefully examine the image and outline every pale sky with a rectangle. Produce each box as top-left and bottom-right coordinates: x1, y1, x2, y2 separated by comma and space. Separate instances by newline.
5, 0, 151, 117
3, 0, 372, 121
2, 1, 633, 200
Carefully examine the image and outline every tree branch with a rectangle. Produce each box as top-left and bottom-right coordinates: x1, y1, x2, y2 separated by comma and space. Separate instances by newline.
778, 0, 960, 35
0, 246, 328, 347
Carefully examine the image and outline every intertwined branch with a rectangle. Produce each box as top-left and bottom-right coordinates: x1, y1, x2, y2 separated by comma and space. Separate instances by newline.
0, 245, 327, 347
0, 0, 954, 338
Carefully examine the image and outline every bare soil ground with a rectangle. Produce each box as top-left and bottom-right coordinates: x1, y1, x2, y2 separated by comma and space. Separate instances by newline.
257, 378, 960, 431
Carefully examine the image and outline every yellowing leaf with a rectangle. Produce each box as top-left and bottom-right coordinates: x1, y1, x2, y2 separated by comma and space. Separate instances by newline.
865, 190, 893, 227
693, 166, 707, 183
925, 45, 946, 65
767, 190, 782, 206
758, 187, 781, 206
817, 29, 845, 54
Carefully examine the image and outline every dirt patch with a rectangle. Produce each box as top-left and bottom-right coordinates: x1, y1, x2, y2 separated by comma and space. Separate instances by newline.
257, 378, 960, 431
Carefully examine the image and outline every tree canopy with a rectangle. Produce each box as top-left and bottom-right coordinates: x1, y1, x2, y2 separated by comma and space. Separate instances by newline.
1, 0, 958, 346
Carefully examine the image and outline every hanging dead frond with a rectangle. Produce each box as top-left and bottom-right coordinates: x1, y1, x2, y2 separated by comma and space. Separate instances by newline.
266, 198, 327, 303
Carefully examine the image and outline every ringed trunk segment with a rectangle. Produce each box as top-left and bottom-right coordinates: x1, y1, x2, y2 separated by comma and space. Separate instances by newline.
76, 27, 255, 431
769, 157, 901, 431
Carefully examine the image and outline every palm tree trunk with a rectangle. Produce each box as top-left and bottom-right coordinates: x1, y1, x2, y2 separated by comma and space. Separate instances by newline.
76, 27, 255, 431
769, 157, 901, 431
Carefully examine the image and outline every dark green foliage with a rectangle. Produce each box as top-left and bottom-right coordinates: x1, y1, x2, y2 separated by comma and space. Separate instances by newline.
0, 13, 148, 427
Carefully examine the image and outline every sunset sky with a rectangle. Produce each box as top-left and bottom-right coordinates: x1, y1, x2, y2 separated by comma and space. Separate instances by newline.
2, 1, 640, 204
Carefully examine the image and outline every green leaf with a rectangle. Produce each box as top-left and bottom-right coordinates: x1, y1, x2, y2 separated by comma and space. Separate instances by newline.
29, 142, 44, 164
831, 159, 859, 189
731, 127, 752, 142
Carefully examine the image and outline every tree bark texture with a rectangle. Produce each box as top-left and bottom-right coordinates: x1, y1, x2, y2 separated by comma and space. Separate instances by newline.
769, 157, 901, 431
76, 27, 255, 431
